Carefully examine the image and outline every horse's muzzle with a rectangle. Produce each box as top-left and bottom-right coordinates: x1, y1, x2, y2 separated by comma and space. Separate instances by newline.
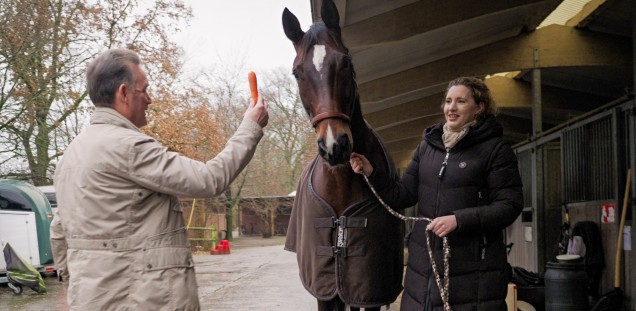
318, 134, 352, 166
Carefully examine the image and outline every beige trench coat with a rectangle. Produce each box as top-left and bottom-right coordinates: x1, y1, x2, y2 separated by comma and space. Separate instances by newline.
53, 107, 263, 310
50, 210, 69, 282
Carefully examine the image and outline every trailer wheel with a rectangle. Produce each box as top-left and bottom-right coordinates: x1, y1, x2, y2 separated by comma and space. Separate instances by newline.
8, 282, 23, 295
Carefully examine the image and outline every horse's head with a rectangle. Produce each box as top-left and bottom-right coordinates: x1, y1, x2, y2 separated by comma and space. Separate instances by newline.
282, 0, 358, 167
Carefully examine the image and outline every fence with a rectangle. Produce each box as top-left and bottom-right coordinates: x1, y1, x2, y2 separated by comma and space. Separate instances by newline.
187, 225, 217, 251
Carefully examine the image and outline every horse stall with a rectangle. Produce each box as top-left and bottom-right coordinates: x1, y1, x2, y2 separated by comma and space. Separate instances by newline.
506, 97, 636, 310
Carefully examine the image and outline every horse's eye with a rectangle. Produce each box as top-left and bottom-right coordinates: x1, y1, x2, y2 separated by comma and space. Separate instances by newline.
342, 56, 352, 69
292, 70, 301, 81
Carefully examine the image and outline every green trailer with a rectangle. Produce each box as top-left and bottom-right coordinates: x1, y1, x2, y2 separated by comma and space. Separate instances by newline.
0, 179, 55, 283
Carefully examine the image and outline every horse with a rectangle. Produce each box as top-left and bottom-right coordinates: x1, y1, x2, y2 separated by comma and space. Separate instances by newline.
282, 1, 405, 310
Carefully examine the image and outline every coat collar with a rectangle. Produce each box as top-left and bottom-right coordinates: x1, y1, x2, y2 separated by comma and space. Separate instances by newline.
90, 107, 141, 133
425, 114, 503, 151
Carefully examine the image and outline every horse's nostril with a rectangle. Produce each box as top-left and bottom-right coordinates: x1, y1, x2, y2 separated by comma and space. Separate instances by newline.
332, 141, 340, 156
337, 135, 350, 151
317, 139, 329, 155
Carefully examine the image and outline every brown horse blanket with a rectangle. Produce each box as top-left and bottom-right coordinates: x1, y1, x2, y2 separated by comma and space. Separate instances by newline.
285, 140, 404, 308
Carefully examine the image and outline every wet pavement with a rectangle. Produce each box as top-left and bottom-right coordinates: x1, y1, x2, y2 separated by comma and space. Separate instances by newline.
196, 236, 316, 310
0, 236, 401, 310
0, 269, 66, 311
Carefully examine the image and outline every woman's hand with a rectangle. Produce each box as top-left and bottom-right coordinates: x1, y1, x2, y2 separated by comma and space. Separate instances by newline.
426, 215, 457, 238
349, 152, 374, 176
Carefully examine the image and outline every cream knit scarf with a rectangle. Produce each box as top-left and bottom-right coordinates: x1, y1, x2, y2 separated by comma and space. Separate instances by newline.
442, 120, 477, 151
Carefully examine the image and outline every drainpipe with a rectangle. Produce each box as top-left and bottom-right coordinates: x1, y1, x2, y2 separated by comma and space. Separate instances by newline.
630, 7, 636, 309
531, 48, 546, 272
532, 48, 542, 136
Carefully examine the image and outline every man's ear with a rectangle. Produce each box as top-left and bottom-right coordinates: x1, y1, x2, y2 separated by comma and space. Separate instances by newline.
113, 84, 130, 116
116, 83, 128, 103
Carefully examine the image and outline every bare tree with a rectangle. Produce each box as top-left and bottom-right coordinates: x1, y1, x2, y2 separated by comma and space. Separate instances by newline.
246, 67, 314, 196
143, 79, 224, 162
242, 198, 281, 238
0, 0, 192, 185
188, 60, 252, 240
230, 69, 314, 241
189, 63, 314, 239
269, 67, 315, 191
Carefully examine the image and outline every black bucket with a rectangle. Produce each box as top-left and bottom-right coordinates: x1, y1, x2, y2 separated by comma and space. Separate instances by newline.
544, 261, 589, 311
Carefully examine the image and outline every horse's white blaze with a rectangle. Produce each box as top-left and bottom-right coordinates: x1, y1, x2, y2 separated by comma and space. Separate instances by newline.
313, 45, 326, 79
326, 124, 336, 155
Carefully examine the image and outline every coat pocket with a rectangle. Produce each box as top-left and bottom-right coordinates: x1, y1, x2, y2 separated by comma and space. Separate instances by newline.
143, 228, 193, 271
143, 246, 194, 271
136, 246, 199, 310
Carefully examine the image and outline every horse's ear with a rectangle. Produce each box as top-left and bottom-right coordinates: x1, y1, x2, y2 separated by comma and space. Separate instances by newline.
321, 0, 341, 36
282, 8, 304, 47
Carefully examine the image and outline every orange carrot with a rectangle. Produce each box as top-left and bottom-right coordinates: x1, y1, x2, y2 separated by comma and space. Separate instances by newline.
248, 71, 258, 103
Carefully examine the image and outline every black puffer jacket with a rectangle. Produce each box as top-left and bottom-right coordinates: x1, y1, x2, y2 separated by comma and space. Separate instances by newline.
370, 114, 523, 311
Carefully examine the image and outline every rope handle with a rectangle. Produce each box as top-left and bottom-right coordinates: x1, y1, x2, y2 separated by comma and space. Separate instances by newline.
362, 174, 452, 311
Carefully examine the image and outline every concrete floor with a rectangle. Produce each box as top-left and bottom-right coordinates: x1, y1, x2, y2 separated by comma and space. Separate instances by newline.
0, 236, 401, 311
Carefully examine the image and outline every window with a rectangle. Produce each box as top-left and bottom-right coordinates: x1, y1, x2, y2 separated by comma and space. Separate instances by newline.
0, 192, 32, 211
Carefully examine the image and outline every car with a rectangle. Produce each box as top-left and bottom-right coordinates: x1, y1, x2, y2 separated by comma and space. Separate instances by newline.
36, 185, 57, 215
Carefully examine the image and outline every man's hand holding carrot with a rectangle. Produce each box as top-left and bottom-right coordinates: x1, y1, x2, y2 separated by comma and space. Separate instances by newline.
244, 71, 268, 128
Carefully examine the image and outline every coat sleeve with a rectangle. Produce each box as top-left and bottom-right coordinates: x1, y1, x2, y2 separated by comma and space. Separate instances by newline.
49, 210, 69, 282
367, 142, 421, 210
127, 119, 264, 198
454, 141, 523, 233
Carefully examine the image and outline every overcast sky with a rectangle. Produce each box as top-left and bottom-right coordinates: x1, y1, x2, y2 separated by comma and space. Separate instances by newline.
175, 1, 313, 75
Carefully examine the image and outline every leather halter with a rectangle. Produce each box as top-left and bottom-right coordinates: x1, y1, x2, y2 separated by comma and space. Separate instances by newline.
310, 112, 351, 128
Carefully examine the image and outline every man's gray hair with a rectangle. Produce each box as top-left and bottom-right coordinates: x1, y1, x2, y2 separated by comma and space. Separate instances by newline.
86, 48, 141, 107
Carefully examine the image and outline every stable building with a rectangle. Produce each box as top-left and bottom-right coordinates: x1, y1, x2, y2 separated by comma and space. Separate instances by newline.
307, 0, 636, 309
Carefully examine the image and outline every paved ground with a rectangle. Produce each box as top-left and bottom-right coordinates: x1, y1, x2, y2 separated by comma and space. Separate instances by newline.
0, 236, 401, 311
196, 236, 316, 310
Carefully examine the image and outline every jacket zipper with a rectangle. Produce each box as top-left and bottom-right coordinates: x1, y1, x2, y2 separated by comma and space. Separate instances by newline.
477, 191, 487, 260
481, 234, 488, 260
425, 150, 450, 310
437, 151, 450, 180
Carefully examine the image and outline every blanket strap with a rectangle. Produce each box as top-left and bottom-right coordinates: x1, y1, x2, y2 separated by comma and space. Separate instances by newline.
315, 216, 368, 258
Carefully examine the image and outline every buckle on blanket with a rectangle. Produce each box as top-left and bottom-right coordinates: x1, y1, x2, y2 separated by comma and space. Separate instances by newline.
316, 245, 365, 258
316, 246, 348, 257
333, 246, 347, 257
314, 216, 368, 228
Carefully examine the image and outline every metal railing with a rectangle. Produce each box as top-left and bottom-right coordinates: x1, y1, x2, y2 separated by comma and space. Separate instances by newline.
187, 225, 217, 249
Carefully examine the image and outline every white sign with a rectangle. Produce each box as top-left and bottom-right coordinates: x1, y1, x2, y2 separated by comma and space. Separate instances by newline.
601, 204, 615, 223
524, 226, 533, 242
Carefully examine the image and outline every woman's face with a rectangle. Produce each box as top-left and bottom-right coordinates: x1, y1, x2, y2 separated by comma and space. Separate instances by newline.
444, 85, 484, 130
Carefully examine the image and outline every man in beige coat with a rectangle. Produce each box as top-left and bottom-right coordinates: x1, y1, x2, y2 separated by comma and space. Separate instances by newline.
52, 48, 268, 310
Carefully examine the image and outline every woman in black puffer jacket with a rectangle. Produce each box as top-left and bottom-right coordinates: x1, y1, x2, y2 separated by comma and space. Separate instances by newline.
351, 77, 523, 311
